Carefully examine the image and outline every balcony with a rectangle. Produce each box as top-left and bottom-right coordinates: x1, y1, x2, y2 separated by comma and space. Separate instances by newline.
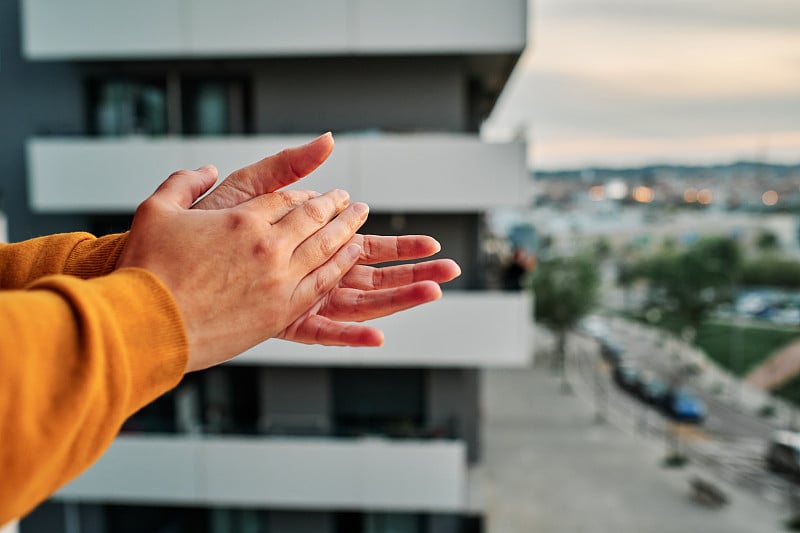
22, 0, 526, 60
236, 291, 532, 367
27, 134, 529, 213
55, 435, 467, 511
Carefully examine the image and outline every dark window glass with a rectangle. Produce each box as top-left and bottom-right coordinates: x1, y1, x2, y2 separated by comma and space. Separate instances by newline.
333, 369, 425, 438
87, 78, 167, 136
105, 504, 207, 533
199, 366, 260, 435
121, 389, 177, 434
182, 78, 251, 136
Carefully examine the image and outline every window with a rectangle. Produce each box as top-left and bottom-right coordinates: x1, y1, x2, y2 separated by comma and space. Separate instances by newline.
88, 79, 167, 136
332, 369, 425, 438
182, 78, 250, 136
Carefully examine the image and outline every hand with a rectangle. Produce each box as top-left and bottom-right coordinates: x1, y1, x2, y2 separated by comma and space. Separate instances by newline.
192, 133, 461, 346
117, 166, 369, 371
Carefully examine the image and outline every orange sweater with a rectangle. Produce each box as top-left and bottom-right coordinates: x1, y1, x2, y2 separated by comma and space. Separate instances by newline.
0, 232, 188, 524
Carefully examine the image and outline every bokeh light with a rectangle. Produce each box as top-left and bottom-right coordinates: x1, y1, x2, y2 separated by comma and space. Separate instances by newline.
632, 186, 654, 203
762, 190, 779, 206
697, 189, 713, 205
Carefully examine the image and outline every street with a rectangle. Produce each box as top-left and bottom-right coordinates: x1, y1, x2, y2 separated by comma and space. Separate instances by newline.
565, 316, 799, 507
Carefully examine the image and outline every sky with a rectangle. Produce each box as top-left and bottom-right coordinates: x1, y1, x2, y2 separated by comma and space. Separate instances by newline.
483, 0, 800, 170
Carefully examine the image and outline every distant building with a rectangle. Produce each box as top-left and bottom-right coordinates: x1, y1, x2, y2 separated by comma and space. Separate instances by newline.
7, 1, 532, 532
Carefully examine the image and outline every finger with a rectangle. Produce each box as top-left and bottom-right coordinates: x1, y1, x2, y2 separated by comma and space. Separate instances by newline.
259, 188, 348, 247
155, 165, 219, 209
193, 133, 334, 210
341, 259, 461, 290
280, 315, 384, 347
321, 281, 443, 322
292, 242, 362, 310
354, 234, 442, 265
292, 201, 369, 270
259, 190, 320, 224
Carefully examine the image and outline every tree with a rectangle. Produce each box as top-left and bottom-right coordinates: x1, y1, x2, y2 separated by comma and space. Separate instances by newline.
531, 253, 600, 390
755, 229, 780, 252
632, 236, 742, 334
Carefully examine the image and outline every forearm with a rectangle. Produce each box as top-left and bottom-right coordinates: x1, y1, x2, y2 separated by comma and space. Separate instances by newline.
0, 232, 128, 289
0, 268, 187, 524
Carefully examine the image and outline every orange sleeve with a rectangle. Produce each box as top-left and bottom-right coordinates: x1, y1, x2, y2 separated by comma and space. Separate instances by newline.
0, 232, 129, 288
0, 268, 188, 525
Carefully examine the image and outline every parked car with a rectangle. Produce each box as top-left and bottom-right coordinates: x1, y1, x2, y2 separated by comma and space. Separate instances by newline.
765, 430, 800, 481
580, 316, 609, 340
636, 372, 669, 406
600, 340, 625, 366
663, 387, 706, 423
613, 363, 640, 394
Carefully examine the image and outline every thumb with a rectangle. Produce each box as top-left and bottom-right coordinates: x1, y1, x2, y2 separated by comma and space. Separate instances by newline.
154, 165, 219, 209
194, 132, 334, 210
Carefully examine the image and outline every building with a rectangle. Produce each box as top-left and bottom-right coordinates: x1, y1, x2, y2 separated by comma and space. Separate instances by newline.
4, 1, 531, 532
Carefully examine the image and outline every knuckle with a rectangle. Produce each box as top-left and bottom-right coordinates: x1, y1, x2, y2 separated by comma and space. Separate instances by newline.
302, 201, 328, 224
314, 270, 331, 293
167, 169, 191, 181
224, 211, 247, 231
318, 233, 338, 257
225, 207, 264, 234
281, 191, 302, 209
135, 197, 160, 218
251, 237, 273, 259
372, 267, 385, 289
360, 236, 373, 262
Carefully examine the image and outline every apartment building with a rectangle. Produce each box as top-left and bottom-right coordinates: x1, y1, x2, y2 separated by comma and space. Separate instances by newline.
4, 1, 531, 532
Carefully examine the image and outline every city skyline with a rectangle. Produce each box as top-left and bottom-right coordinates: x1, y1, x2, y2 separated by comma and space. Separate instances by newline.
484, 0, 800, 170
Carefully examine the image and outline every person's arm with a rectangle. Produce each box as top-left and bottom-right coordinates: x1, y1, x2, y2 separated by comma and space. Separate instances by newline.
0, 268, 187, 525
0, 233, 128, 289
1, 171, 364, 522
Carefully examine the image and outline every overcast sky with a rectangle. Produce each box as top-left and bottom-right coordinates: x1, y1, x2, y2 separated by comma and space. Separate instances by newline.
483, 0, 800, 170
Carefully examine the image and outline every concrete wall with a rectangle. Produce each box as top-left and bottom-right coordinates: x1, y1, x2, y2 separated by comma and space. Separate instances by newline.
57, 435, 468, 511
253, 58, 467, 133
236, 291, 533, 368
22, 0, 526, 59
27, 135, 528, 214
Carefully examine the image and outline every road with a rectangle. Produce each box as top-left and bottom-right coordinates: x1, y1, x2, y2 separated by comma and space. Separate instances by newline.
567, 317, 798, 506
603, 319, 778, 441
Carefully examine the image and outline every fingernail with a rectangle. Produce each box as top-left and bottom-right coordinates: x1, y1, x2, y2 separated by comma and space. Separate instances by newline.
352, 202, 369, 216
306, 132, 333, 146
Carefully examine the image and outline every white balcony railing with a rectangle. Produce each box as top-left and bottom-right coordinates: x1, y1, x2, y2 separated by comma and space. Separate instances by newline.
56, 435, 467, 511
22, 0, 526, 59
236, 291, 533, 367
27, 134, 529, 213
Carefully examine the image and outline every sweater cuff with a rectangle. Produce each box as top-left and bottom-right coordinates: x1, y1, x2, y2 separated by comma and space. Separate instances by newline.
88, 268, 189, 413
65, 233, 130, 279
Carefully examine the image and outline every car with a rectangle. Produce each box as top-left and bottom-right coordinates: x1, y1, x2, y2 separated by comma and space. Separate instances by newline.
663, 387, 706, 423
580, 316, 609, 340
636, 372, 669, 406
600, 340, 625, 366
765, 430, 800, 481
613, 363, 640, 394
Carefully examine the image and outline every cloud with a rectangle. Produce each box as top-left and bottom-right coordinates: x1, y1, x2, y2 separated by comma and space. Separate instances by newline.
485, 0, 800, 168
